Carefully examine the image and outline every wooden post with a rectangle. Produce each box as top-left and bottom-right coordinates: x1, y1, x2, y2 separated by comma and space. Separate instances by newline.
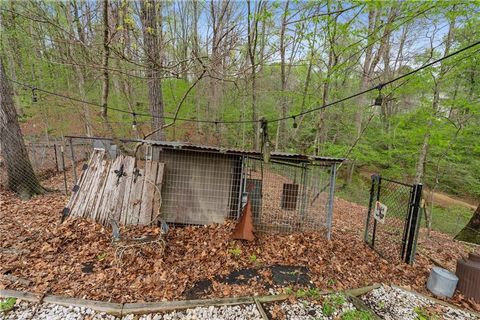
69, 137, 77, 183
53, 144, 59, 172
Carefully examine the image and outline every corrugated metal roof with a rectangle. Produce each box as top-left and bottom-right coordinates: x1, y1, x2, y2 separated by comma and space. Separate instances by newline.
140, 139, 345, 164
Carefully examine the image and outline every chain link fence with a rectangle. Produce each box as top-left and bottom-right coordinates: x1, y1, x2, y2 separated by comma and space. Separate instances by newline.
364, 175, 422, 263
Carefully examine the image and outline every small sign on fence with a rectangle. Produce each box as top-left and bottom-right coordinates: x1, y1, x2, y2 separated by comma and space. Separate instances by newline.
374, 201, 388, 224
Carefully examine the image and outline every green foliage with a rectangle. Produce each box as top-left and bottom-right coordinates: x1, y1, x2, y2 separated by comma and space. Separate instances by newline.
295, 287, 321, 300
96, 252, 107, 261
341, 309, 374, 320
321, 293, 347, 316
228, 247, 242, 258
0, 297, 16, 312
414, 306, 440, 320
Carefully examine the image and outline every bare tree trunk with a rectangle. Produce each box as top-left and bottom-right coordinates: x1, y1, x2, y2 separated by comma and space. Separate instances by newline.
100, 0, 110, 118
247, 0, 262, 150
275, 0, 289, 151
348, 6, 396, 183
0, 58, 45, 199
140, 0, 165, 141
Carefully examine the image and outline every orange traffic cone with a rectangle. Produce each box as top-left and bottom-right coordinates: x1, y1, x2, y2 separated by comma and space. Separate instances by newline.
231, 198, 255, 241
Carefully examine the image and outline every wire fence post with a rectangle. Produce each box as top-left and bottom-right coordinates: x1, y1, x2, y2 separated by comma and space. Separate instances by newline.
60, 143, 68, 195
371, 176, 382, 248
53, 144, 59, 172
68, 137, 77, 183
326, 163, 336, 240
364, 174, 378, 244
405, 183, 423, 264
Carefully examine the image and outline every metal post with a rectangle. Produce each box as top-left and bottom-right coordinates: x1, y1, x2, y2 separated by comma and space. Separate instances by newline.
401, 187, 415, 261
53, 144, 59, 172
68, 137, 77, 183
236, 156, 246, 219
299, 163, 308, 217
60, 144, 68, 195
364, 174, 378, 244
326, 163, 336, 240
371, 176, 382, 248
405, 183, 423, 264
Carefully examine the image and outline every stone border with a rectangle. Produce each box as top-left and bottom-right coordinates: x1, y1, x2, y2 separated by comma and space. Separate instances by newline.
0, 284, 387, 318
391, 285, 480, 318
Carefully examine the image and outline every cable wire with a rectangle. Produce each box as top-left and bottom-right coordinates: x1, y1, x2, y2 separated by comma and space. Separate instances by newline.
7, 39, 480, 125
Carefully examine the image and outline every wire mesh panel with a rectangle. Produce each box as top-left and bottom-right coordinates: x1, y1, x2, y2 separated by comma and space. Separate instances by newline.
155, 148, 243, 226
245, 158, 332, 234
364, 175, 422, 263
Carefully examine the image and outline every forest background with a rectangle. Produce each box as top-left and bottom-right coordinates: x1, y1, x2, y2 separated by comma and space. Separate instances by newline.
1, 0, 479, 236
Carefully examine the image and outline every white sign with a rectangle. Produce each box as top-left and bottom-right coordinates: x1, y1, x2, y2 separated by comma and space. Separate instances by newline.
373, 201, 387, 224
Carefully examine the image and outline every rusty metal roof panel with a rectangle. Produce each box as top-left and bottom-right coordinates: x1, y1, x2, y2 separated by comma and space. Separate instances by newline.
143, 140, 345, 163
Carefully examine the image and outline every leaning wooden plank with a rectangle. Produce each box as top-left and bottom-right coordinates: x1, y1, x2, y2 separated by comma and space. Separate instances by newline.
126, 168, 145, 225
68, 149, 100, 216
69, 150, 104, 217
96, 156, 125, 225
88, 153, 111, 222
138, 161, 159, 225
64, 149, 99, 214
65, 151, 93, 216
115, 156, 136, 224
72, 150, 104, 218
151, 163, 165, 223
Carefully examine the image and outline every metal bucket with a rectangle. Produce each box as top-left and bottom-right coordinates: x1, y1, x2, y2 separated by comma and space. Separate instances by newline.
427, 267, 459, 298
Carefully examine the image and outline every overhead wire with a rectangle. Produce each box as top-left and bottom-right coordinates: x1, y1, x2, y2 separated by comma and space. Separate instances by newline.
7, 39, 480, 126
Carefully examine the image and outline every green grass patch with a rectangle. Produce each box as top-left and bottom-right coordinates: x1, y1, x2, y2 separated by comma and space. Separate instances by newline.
341, 309, 375, 320
427, 205, 474, 237
0, 297, 16, 312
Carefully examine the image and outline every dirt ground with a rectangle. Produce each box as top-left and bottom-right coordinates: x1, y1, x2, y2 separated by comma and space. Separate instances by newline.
1, 170, 479, 313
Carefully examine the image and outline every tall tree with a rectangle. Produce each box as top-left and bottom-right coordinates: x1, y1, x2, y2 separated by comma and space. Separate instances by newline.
140, 0, 165, 140
0, 58, 44, 199
414, 15, 455, 184
100, 0, 110, 118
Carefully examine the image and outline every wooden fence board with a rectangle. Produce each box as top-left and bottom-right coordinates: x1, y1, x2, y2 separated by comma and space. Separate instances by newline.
115, 156, 136, 224
69, 150, 104, 217
138, 161, 159, 225
151, 163, 165, 223
66, 152, 164, 226
78, 151, 108, 219
96, 156, 125, 225
89, 155, 111, 222
126, 168, 145, 225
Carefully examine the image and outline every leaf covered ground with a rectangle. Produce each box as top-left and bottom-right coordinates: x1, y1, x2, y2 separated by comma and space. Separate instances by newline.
0, 173, 479, 313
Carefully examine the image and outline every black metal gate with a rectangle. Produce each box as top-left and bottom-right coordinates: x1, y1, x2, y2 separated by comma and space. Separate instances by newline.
364, 175, 422, 264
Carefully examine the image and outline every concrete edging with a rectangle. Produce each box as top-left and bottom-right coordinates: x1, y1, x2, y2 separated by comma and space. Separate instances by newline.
0, 284, 388, 317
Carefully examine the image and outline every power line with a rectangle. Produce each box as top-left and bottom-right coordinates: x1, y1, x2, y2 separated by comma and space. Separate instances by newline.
271, 39, 480, 123
7, 39, 480, 125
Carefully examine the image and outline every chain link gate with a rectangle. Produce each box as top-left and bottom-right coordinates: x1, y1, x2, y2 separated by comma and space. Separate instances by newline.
364, 175, 423, 264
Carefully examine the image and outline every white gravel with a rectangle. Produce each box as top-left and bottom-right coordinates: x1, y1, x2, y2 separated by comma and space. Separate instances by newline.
124, 304, 262, 320
0, 300, 118, 320
0, 301, 261, 320
362, 285, 479, 320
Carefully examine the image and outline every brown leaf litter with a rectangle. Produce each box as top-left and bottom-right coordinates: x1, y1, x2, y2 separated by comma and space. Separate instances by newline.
0, 173, 479, 313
